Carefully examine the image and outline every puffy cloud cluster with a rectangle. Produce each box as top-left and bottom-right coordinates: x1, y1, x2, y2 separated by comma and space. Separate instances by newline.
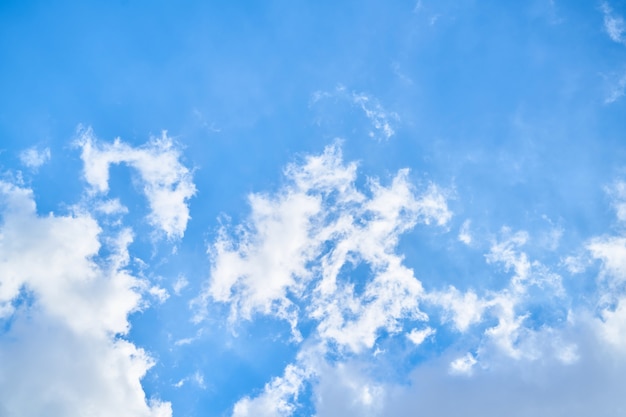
198, 143, 451, 414
0, 181, 171, 417
202, 144, 451, 347
200, 144, 626, 417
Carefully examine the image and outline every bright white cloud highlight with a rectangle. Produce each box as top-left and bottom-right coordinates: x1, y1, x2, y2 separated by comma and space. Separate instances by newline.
232, 364, 310, 417
198, 144, 451, 415
76, 127, 196, 239
202, 144, 451, 351
407, 327, 435, 345
0, 181, 171, 417
449, 353, 477, 375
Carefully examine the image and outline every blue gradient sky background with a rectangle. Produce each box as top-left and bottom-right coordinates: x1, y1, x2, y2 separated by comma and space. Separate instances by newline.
1, 1, 626, 416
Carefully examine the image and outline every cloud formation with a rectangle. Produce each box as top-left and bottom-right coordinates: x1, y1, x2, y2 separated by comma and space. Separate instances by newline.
18, 146, 50, 170
196, 143, 626, 416
77, 127, 196, 239
311, 86, 399, 141
198, 144, 452, 414
602, 2, 626, 45
0, 181, 171, 417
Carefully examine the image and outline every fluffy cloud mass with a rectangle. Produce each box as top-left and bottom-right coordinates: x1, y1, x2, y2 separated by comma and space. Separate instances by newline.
198, 143, 454, 414
0, 181, 172, 417
0, 128, 199, 417
198, 144, 626, 416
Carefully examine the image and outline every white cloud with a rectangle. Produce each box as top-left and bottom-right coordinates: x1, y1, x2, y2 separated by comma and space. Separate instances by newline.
202, 148, 626, 417
76, 127, 196, 239
95, 198, 129, 215
232, 363, 310, 417
588, 236, 626, 286
18, 146, 50, 170
382, 325, 626, 417
172, 275, 189, 295
458, 219, 472, 244
607, 180, 626, 223
429, 286, 486, 332
149, 285, 170, 303
407, 327, 435, 345
448, 353, 477, 375
198, 144, 451, 415
587, 233, 626, 352
200, 144, 451, 354
351, 92, 399, 140
0, 181, 170, 417
601, 2, 626, 45
428, 228, 567, 364
311, 86, 400, 140
173, 371, 207, 390
313, 360, 385, 417
604, 70, 626, 104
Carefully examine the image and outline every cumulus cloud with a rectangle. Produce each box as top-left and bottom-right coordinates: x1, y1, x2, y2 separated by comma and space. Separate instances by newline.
429, 286, 485, 333
76, 127, 196, 239
199, 146, 626, 417
201, 144, 451, 347
406, 327, 435, 345
448, 353, 477, 375
197, 144, 451, 415
0, 181, 170, 417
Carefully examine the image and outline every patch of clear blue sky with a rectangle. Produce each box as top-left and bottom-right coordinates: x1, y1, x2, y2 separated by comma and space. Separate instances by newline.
2, 0, 626, 415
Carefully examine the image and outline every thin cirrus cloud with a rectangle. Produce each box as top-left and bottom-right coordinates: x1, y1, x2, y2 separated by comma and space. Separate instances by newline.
311, 86, 399, 141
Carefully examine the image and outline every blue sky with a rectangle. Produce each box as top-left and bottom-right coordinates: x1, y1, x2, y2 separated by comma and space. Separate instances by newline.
1, 1, 626, 416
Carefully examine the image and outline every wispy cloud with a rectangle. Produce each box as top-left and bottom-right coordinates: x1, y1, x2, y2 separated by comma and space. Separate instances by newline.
351, 92, 399, 140
601, 2, 626, 45
199, 144, 451, 347
18, 146, 50, 170
458, 219, 472, 244
197, 144, 450, 415
311, 86, 400, 141
604, 70, 626, 104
